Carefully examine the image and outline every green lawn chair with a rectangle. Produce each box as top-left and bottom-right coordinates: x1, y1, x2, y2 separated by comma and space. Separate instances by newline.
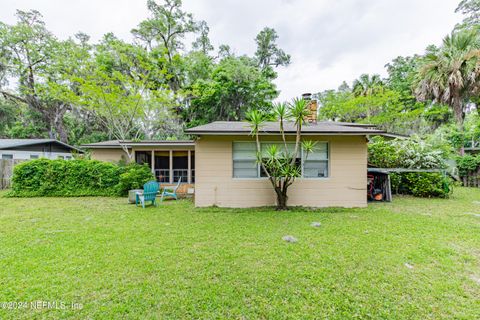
160, 177, 182, 201
136, 181, 160, 208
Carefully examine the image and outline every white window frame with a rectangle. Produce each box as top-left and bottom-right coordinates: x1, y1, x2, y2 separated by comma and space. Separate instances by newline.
1, 154, 13, 160
232, 141, 329, 180
232, 142, 259, 179
302, 142, 329, 179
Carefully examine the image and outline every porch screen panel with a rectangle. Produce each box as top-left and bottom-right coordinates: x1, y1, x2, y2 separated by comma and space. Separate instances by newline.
233, 142, 257, 178
135, 151, 151, 167
303, 143, 329, 178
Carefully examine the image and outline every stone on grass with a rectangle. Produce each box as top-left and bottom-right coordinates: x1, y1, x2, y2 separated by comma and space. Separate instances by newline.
311, 222, 322, 228
470, 275, 480, 285
404, 263, 414, 269
465, 212, 480, 218
282, 235, 298, 243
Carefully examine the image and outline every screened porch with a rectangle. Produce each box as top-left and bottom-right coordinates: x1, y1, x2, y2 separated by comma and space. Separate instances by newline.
134, 150, 195, 185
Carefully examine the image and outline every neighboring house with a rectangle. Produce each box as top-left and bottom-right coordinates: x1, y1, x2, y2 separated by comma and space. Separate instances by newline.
0, 139, 82, 160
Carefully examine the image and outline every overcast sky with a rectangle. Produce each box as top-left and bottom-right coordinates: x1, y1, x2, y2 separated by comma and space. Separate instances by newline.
1, 0, 461, 101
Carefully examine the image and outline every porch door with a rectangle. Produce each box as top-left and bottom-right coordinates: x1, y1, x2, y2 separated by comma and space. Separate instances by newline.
173, 152, 188, 183
155, 152, 170, 183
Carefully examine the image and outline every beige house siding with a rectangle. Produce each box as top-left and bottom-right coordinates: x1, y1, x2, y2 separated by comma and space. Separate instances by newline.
90, 148, 129, 163
194, 135, 367, 208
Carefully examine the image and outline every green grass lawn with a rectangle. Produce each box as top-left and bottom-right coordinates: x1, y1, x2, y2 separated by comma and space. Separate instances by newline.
0, 188, 479, 319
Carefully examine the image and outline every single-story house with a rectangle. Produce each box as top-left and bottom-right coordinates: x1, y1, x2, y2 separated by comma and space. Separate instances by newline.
185, 121, 383, 208
83, 119, 385, 208
0, 139, 83, 160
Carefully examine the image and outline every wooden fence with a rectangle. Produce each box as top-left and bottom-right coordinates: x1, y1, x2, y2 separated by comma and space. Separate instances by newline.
462, 168, 480, 188
0, 159, 24, 189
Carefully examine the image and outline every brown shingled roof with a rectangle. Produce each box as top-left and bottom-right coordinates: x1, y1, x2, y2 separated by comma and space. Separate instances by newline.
185, 121, 385, 135
82, 140, 194, 149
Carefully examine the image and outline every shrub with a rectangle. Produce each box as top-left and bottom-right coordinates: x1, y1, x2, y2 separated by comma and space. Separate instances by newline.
368, 136, 446, 169
116, 163, 155, 196
455, 154, 480, 177
369, 136, 450, 198
10, 159, 154, 197
390, 172, 451, 198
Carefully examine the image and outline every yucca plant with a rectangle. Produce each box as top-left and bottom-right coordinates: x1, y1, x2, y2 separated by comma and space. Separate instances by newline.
247, 98, 315, 210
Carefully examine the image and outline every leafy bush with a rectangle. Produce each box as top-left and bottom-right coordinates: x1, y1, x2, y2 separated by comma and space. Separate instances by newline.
116, 163, 155, 196
9, 159, 154, 197
455, 154, 480, 177
368, 136, 446, 169
390, 172, 451, 198
369, 137, 451, 198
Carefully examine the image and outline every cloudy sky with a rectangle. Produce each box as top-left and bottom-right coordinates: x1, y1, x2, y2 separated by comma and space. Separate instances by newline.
1, 0, 461, 100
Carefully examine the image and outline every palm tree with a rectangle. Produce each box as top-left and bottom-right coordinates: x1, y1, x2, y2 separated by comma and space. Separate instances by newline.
352, 74, 384, 97
415, 30, 480, 127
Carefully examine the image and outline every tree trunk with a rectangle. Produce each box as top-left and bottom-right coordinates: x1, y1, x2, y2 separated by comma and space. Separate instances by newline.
274, 186, 288, 210
54, 111, 68, 143
44, 106, 68, 143
452, 97, 464, 126
452, 97, 465, 155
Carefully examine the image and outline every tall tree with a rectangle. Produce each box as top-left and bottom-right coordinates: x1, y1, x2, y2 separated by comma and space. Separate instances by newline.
72, 35, 179, 158
192, 20, 213, 55
185, 56, 278, 126
218, 44, 234, 58
385, 56, 419, 103
0, 10, 85, 142
352, 74, 384, 97
0, 97, 16, 137
254, 27, 291, 73
132, 0, 197, 92
415, 30, 480, 127
455, 0, 480, 30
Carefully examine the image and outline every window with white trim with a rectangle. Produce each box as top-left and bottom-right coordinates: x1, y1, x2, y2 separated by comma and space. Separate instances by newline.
30, 154, 39, 159
1, 154, 13, 160
232, 142, 329, 178
303, 143, 329, 178
232, 142, 258, 178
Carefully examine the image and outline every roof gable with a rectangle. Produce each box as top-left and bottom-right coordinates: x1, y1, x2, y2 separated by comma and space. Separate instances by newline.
0, 139, 83, 153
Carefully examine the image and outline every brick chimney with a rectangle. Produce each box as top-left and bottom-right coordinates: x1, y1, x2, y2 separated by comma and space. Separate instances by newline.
302, 93, 317, 123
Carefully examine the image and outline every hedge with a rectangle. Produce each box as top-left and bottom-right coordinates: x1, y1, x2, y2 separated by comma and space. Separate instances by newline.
390, 172, 451, 198
9, 159, 154, 197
